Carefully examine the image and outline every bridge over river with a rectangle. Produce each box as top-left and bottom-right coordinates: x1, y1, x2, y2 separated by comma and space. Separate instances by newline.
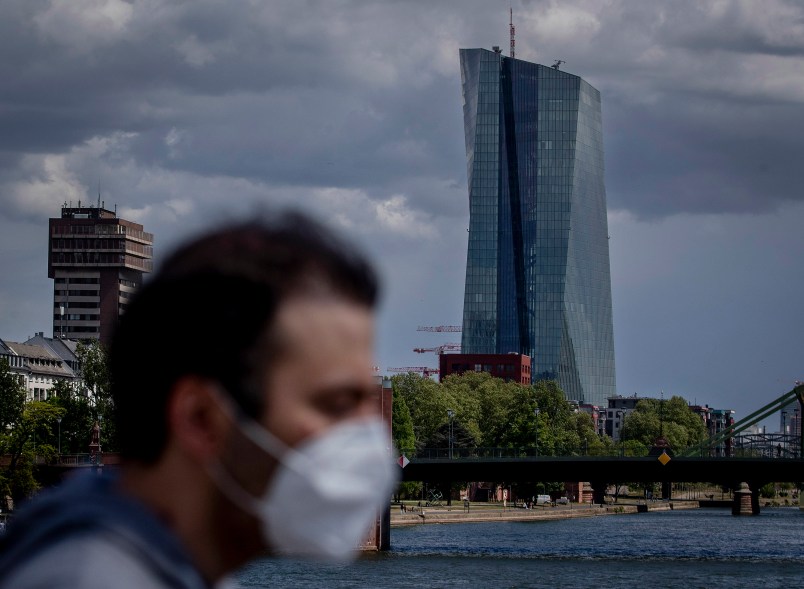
401, 384, 804, 513
400, 453, 803, 509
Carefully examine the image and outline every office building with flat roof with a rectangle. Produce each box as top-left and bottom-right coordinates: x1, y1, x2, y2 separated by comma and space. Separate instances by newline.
439, 352, 531, 384
459, 47, 616, 406
48, 204, 153, 345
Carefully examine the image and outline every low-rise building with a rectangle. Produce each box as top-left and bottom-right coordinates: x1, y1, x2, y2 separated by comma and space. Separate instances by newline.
0, 334, 80, 401
689, 405, 735, 456
438, 353, 531, 384
604, 394, 645, 441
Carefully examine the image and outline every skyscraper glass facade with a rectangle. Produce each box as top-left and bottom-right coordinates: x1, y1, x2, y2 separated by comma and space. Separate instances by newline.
459, 48, 616, 406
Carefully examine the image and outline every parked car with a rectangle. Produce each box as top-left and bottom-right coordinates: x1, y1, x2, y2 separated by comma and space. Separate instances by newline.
556, 497, 569, 505
535, 494, 552, 505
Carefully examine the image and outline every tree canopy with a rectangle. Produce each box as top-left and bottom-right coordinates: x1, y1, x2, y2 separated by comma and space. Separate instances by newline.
74, 339, 116, 451
391, 372, 607, 457
0, 359, 66, 509
0, 340, 117, 509
621, 396, 707, 454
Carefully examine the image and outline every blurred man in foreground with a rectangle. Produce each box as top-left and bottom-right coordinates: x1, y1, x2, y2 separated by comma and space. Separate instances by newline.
0, 212, 397, 588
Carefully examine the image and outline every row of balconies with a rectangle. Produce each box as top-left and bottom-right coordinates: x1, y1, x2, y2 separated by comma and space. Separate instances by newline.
51, 242, 153, 257
51, 225, 153, 244
50, 253, 153, 272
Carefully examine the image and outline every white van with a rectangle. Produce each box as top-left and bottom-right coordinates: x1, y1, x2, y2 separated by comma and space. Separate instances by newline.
535, 494, 552, 505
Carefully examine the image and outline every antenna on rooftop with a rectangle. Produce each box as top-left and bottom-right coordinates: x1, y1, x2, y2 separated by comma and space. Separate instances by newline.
97, 180, 101, 209
509, 6, 515, 58
552, 60, 565, 70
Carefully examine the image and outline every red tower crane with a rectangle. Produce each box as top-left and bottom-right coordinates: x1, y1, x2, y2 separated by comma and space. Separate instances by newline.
412, 343, 461, 355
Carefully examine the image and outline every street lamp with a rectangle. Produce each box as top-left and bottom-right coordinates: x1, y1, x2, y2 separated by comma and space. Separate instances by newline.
447, 409, 455, 459
56, 417, 62, 456
534, 408, 540, 456
616, 410, 626, 456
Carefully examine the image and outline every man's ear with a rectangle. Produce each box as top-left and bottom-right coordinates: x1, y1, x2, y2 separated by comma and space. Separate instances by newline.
166, 377, 230, 462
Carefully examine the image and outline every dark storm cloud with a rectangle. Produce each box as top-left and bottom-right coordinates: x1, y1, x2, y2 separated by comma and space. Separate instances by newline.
605, 97, 804, 217
4, 0, 802, 223
546, 0, 804, 218
662, 0, 804, 57
0, 1, 348, 153
0, 0, 473, 228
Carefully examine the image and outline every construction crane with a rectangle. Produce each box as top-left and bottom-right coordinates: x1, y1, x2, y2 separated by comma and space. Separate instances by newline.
413, 343, 461, 355
387, 367, 440, 378
416, 325, 462, 332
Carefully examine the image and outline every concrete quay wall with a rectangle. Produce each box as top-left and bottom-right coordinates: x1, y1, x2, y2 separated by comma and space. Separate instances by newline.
390, 501, 699, 527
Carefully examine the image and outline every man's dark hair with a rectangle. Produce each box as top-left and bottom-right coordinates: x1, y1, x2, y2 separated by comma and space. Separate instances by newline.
110, 211, 378, 463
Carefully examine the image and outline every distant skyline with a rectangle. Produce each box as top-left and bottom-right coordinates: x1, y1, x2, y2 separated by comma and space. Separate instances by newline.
1, 1, 803, 425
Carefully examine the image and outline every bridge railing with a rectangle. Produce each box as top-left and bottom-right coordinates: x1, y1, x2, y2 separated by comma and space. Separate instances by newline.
678, 384, 803, 458
399, 446, 646, 460
399, 439, 803, 461
21, 453, 122, 466
681, 433, 801, 459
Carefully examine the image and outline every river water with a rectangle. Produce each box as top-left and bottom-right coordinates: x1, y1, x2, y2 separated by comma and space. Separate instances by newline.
235, 508, 803, 588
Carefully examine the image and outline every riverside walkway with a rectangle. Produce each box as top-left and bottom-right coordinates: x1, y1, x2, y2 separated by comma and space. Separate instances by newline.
390, 500, 698, 527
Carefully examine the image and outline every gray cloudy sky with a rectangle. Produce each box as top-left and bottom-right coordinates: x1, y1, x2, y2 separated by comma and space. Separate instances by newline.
2, 0, 803, 424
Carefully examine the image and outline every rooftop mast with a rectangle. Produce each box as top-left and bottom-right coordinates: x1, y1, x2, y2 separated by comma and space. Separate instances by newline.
509, 7, 515, 58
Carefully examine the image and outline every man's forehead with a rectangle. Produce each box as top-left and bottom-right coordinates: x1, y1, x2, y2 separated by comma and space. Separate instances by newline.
263, 298, 376, 399
272, 297, 373, 351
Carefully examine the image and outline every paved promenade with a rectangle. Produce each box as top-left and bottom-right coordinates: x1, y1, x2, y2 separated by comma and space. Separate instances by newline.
390, 500, 699, 527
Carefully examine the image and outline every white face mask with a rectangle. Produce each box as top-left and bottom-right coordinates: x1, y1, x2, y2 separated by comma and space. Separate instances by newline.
209, 399, 398, 562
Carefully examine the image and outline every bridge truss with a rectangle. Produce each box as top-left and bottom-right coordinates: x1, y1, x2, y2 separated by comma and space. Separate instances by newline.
679, 383, 804, 458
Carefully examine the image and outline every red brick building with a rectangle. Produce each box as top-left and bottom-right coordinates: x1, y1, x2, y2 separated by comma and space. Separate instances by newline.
439, 353, 531, 384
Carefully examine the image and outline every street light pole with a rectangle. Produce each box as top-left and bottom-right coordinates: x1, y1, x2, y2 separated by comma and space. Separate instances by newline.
534, 408, 540, 456
57, 417, 62, 456
447, 409, 455, 459
616, 410, 626, 456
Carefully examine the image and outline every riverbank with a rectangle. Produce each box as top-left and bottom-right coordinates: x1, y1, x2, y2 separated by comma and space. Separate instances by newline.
390, 500, 699, 526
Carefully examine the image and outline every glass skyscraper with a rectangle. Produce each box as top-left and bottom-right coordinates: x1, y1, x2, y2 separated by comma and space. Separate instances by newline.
459, 48, 616, 406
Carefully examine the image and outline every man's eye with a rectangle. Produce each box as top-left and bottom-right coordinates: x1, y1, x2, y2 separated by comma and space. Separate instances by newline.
316, 391, 364, 417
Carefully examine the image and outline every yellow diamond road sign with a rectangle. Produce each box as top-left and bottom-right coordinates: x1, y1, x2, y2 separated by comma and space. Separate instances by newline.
658, 451, 671, 466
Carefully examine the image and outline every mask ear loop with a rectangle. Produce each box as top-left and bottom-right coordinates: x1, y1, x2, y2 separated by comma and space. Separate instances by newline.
207, 383, 313, 482
206, 461, 264, 519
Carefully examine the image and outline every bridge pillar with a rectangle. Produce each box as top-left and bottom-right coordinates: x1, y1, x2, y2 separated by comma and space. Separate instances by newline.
442, 481, 452, 507
581, 482, 594, 504
590, 480, 607, 505
732, 482, 754, 515
661, 481, 672, 500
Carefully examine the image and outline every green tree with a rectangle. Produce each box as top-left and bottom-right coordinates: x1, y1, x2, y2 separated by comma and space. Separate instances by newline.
441, 372, 511, 447
573, 411, 613, 456
497, 380, 540, 450
46, 380, 94, 454
531, 380, 582, 456
391, 386, 415, 453
390, 386, 420, 500
0, 401, 65, 510
422, 419, 477, 452
75, 339, 110, 401
75, 339, 116, 451
621, 396, 706, 452
392, 372, 460, 448
0, 358, 25, 431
